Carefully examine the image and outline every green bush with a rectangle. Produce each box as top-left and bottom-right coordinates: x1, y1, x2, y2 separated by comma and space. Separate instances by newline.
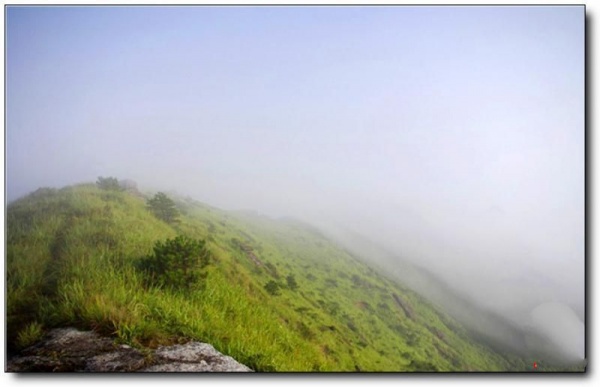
264, 280, 281, 296
147, 192, 180, 224
96, 176, 123, 191
139, 235, 211, 291
286, 274, 298, 291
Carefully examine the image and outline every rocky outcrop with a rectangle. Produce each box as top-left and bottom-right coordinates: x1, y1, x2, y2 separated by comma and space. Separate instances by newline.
232, 239, 264, 267
142, 342, 252, 372
6, 328, 252, 372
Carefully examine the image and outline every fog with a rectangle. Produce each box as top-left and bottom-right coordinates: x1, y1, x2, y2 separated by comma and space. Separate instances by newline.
6, 6, 584, 362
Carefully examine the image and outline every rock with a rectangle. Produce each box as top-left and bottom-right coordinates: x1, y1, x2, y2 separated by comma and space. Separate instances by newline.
6, 328, 253, 373
85, 348, 146, 372
142, 342, 252, 372
7, 328, 116, 372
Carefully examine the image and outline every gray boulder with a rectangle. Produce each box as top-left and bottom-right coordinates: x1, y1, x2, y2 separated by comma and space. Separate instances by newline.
6, 328, 252, 373
142, 342, 252, 372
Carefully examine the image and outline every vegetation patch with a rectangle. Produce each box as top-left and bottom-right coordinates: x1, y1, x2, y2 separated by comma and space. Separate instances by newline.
6, 182, 578, 372
137, 235, 211, 292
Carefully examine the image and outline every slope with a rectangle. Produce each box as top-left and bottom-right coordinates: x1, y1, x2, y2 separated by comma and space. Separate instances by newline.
6, 182, 532, 371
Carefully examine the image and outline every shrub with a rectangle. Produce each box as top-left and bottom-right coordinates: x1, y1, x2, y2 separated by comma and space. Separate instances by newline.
138, 235, 211, 291
96, 176, 123, 191
296, 321, 315, 340
286, 274, 298, 291
264, 280, 281, 296
147, 192, 180, 224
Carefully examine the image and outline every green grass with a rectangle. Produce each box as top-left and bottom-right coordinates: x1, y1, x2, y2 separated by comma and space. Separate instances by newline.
15, 321, 44, 350
6, 182, 537, 371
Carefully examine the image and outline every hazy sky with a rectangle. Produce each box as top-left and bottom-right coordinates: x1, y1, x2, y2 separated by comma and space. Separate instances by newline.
6, 5, 584, 354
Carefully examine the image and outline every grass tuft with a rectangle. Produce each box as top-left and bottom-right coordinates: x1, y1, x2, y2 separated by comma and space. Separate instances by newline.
16, 321, 44, 350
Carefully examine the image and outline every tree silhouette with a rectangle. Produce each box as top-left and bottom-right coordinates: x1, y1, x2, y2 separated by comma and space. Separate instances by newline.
138, 235, 211, 291
96, 176, 123, 191
147, 192, 180, 224
286, 274, 298, 291
264, 280, 281, 296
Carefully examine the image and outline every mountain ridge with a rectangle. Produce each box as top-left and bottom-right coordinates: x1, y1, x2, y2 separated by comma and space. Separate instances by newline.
6, 180, 573, 371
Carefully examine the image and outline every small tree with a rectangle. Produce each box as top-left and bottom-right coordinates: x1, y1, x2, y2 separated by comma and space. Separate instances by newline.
138, 235, 211, 291
147, 192, 180, 224
286, 274, 298, 291
264, 280, 281, 296
96, 176, 123, 191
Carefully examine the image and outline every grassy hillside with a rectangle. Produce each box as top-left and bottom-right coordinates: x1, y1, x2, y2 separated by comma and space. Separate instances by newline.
6, 182, 533, 371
